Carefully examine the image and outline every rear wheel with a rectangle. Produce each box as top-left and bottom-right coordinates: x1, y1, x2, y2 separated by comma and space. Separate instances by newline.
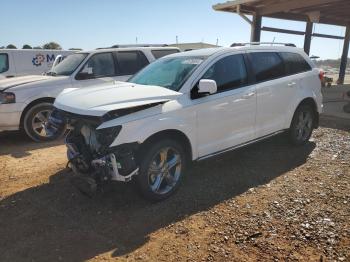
289, 104, 315, 145
23, 102, 65, 142
136, 139, 187, 201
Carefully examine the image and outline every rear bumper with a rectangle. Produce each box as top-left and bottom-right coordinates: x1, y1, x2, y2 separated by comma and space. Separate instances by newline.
0, 103, 24, 131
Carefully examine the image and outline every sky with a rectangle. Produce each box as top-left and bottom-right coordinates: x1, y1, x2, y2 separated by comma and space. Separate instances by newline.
1, 0, 347, 59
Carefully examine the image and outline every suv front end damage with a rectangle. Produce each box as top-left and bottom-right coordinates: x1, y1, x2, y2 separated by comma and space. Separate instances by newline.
50, 109, 139, 195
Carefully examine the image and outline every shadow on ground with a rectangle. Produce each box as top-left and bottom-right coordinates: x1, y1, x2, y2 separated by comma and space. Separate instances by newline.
0, 131, 63, 158
319, 115, 350, 132
0, 134, 315, 261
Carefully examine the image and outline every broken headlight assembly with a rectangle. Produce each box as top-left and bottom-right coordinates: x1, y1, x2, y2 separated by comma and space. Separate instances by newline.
96, 125, 122, 147
0, 92, 16, 104
102, 102, 164, 122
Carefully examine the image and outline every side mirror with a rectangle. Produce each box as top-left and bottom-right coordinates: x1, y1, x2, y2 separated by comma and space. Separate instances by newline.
198, 79, 217, 94
76, 67, 93, 80
75, 72, 92, 80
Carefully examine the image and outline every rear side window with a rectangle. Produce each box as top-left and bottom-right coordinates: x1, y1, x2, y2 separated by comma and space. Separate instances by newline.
202, 54, 248, 93
115, 51, 149, 75
0, 54, 9, 73
279, 52, 312, 75
151, 49, 180, 59
249, 52, 285, 83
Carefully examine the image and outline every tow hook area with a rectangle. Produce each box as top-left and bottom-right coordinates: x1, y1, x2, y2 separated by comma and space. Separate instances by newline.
68, 149, 139, 197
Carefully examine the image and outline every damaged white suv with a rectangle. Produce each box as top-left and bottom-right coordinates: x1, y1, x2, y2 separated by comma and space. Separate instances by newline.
52, 45, 322, 200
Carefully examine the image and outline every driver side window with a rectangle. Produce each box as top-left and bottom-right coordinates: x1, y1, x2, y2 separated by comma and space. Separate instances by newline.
0, 54, 9, 73
202, 54, 248, 93
77, 52, 115, 80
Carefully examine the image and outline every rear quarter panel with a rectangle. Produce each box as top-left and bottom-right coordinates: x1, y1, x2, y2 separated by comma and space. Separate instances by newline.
284, 68, 322, 128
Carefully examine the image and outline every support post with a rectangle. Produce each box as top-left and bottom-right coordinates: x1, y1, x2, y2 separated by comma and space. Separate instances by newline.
338, 26, 350, 85
251, 14, 262, 42
304, 21, 313, 55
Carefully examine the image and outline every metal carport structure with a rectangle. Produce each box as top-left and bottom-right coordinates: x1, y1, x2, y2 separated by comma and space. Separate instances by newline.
213, 0, 350, 84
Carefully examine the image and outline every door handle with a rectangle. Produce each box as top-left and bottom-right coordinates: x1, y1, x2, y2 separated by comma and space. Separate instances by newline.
287, 82, 296, 87
242, 92, 255, 99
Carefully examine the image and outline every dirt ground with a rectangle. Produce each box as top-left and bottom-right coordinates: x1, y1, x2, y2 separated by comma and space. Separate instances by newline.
0, 116, 349, 262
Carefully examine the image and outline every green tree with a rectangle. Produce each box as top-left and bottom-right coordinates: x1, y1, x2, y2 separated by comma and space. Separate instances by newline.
22, 44, 32, 49
6, 44, 17, 49
42, 42, 62, 50
33, 46, 42, 49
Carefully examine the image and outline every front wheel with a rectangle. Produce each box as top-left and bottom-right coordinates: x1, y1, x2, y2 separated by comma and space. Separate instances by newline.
289, 104, 315, 145
136, 139, 187, 201
23, 102, 65, 142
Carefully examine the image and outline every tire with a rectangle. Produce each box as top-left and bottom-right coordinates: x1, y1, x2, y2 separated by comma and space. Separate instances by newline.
136, 139, 188, 201
23, 102, 65, 142
289, 104, 315, 146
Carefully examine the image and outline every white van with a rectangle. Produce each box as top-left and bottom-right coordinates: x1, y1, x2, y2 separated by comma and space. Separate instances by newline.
0, 49, 75, 79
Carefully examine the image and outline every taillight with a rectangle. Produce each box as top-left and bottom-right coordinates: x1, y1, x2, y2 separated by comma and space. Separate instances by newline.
319, 70, 325, 81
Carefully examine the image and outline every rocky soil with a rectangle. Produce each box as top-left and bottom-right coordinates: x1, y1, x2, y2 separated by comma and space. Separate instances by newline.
0, 117, 349, 261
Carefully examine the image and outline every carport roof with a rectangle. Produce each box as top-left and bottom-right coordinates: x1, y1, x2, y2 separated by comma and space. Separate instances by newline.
213, 0, 350, 26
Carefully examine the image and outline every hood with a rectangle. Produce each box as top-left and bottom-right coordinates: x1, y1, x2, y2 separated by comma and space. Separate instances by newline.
0, 75, 69, 91
0, 75, 51, 91
54, 82, 182, 116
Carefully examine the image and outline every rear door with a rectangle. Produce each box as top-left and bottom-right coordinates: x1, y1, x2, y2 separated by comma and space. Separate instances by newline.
247, 51, 292, 138
278, 52, 313, 126
114, 51, 149, 81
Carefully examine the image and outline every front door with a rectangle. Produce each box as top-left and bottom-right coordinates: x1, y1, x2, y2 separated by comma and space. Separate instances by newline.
192, 54, 257, 158
72, 50, 150, 88
72, 52, 119, 88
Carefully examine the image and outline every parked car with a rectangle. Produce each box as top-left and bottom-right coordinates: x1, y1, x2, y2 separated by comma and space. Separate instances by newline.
0, 49, 75, 79
51, 45, 323, 201
319, 69, 333, 87
0, 47, 180, 141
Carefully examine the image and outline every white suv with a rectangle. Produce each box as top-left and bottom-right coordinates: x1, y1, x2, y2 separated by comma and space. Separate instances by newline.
0, 47, 179, 141
52, 44, 323, 200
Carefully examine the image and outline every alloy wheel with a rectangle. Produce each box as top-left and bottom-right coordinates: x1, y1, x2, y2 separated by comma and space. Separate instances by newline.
31, 109, 54, 138
295, 110, 313, 141
147, 146, 182, 195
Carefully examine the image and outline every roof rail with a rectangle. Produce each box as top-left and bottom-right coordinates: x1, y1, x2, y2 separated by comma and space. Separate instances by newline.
111, 44, 168, 48
231, 42, 296, 47
95, 44, 169, 50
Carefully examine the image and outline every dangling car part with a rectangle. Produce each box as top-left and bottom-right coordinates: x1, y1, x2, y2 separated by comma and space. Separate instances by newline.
49, 101, 167, 196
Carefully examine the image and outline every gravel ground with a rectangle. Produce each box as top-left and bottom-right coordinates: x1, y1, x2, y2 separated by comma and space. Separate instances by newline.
0, 116, 349, 261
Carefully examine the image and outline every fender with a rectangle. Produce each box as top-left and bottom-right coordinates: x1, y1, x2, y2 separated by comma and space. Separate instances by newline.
107, 106, 198, 160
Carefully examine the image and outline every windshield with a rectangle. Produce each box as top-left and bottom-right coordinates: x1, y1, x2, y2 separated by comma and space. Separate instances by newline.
128, 56, 205, 91
48, 53, 88, 76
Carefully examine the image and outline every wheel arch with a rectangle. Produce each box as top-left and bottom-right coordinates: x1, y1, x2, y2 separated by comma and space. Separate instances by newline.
292, 97, 319, 128
20, 97, 55, 129
139, 129, 193, 161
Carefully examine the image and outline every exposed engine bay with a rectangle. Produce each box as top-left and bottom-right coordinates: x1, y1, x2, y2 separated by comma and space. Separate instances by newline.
48, 108, 140, 195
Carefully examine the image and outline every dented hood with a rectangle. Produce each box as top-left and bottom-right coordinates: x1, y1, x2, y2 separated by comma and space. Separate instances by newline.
54, 82, 182, 116
0, 75, 55, 91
